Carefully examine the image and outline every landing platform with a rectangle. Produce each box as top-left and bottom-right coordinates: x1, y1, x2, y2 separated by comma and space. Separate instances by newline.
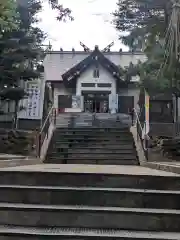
1, 164, 179, 176
144, 161, 180, 175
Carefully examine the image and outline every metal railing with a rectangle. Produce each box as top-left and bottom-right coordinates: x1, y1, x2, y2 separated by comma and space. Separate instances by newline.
133, 108, 149, 160
37, 107, 56, 157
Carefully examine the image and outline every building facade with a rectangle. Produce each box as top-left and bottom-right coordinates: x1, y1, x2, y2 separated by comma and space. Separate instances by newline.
43, 45, 147, 114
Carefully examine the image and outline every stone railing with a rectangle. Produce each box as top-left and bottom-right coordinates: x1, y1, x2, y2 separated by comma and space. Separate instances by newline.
37, 106, 56, 160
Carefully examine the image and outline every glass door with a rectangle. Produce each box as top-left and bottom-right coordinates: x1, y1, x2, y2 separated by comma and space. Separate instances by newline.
83, 92, 109, 113
84, 99, 93, 112
100, 99, 108, 113
95, 99, 100, 113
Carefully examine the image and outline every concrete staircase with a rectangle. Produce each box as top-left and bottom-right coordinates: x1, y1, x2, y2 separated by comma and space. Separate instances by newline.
73, 113, 95, 127
56, 113, 132, 128
56, 114, 72, 128
46, 127, 139, 165
0, 164, 179, 239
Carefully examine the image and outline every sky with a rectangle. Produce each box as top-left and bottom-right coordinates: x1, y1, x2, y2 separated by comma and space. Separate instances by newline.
38, 0, 128, 51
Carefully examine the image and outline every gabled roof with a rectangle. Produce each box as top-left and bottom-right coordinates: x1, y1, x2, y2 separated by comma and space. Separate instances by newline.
62, 46, 123, 82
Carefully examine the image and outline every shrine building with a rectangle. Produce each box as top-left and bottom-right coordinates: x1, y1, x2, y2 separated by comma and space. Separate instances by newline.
43, 43, 147, 114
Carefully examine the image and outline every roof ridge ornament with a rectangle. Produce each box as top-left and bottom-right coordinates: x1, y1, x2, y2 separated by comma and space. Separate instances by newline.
102, 42, 114, 52
80, 41, 91, 52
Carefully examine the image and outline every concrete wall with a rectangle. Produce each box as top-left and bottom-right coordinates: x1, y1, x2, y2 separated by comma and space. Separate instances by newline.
118, 87, 140, 109
0, 119, 41, 130
43, 51, 147, 82
53, 83, 72, 112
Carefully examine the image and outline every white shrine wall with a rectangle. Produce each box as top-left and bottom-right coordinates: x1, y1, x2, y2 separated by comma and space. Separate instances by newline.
76, 65, 116, 96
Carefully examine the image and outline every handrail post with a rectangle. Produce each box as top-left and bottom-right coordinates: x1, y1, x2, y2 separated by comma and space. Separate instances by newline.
92, 113, 95, 127
133, 107, 149, 161
131, 108, 134, 126
136, 120, 139, 141
37, 106, 55, 159
144, 134, 149, 161
54, 108, 57, 125
38, 133, 41, 158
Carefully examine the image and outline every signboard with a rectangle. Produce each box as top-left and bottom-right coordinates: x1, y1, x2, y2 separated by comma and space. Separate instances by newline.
72, 95, 81, 109
18, 79, 45, 120
80, 96, 84, 111
109, 94, 118, 113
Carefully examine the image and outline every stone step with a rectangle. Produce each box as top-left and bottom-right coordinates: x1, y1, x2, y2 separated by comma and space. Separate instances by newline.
53, 143, 134, 149
97, 124, 130, 128
53, 136, 133, 140
0, 154, 27, 160
47, 159, 139, 165
0, 170, 178, 189
55, 139, 133, 144
54, 142, 134, 147
54, 130, 131, 135
56, 127, 130, 132
56, 123, 70, 126
49, 154, 137, 160
0, 203, 179, 231
0, 185, 180, 209
55, 132, 132, 137
66, 145, 135, 150
60, 149, 136, 154
0, 226, 180, 240
51, 149, 136, 154
54, 134, 132, 138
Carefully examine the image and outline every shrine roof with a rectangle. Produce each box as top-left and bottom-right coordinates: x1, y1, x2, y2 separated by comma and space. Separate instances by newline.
61, 46, 124, 82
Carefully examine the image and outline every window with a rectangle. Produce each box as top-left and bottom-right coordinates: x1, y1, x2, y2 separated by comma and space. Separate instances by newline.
93, 69, 99, 78
81, 83, 95, 87
97, 83, 111, 88
58, 95, 72, 108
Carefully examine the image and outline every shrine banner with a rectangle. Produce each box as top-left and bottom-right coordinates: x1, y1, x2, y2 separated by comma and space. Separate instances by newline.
18, 79, 44, 120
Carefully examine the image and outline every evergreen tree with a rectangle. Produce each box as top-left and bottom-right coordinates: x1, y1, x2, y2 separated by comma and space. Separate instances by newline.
0, 0, 73, 128
113, 0, 180, 93
17, 0, 73, 21
0, 0, 45, 128
0, 0, 45, 88
113, 0, 170, 51
48, 0, 73, 21
0, 0, 18, 34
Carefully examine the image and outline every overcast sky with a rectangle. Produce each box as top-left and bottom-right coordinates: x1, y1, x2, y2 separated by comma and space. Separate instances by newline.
38, 0, 128, 51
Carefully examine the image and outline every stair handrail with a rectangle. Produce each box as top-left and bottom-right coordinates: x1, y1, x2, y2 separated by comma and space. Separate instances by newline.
133, 108, 149, 160
37, 106, 56, 157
